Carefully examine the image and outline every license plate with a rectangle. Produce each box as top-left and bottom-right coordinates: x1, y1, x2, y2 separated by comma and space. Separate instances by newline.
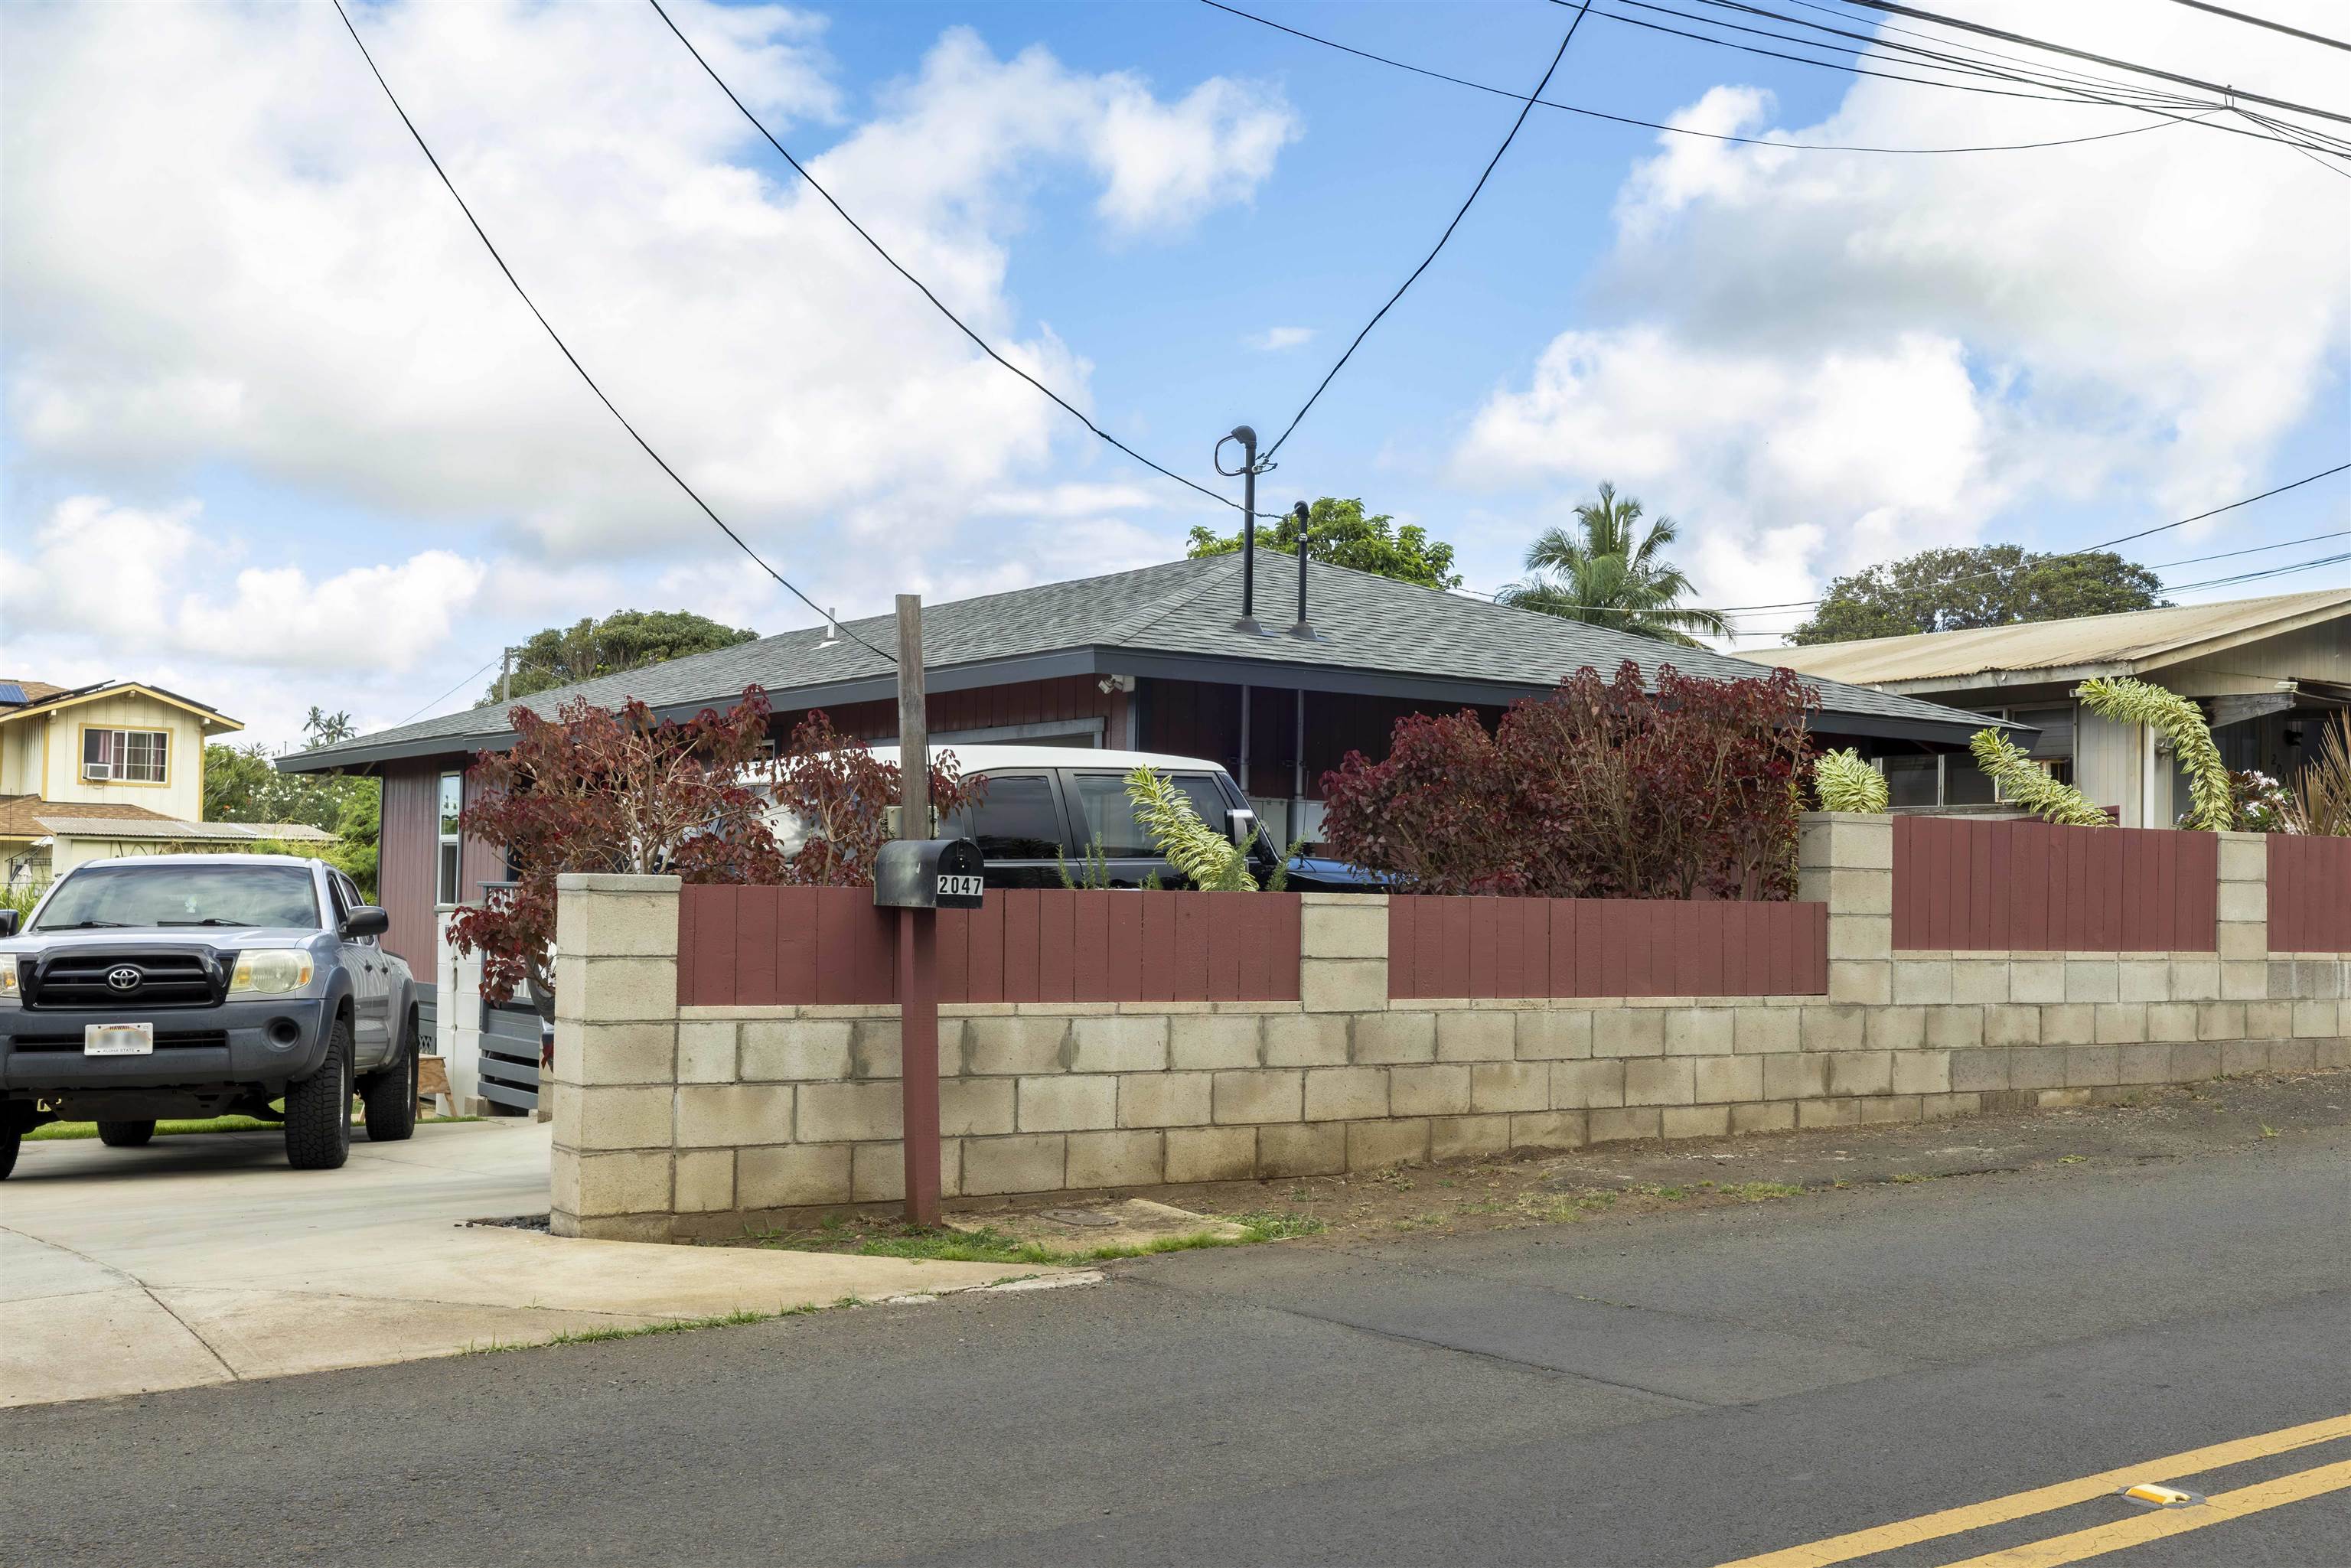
84, 1023, 155, 1057
935, 873, 984, 900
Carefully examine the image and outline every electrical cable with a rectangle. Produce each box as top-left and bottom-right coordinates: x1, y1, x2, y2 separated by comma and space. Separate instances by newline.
1472, 463, 2351, 613
1842, 0, 2351, 127
1551, 0, 2326, 155
2160, 0, 2351, 52
1719, 549, 2351, 636
1198, 0, 2199, 155
644, 0, 1245, 520
393, 657, 503, 729
329, 0, 897, 664
1258, 2, 1593, 465
1681, 0, 2212, 107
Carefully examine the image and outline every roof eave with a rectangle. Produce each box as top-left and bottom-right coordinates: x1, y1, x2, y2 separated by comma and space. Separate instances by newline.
288, 640, 2011, 772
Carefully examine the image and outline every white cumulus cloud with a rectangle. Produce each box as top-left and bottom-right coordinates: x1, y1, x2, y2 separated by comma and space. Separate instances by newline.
1455, 0, 2351, 628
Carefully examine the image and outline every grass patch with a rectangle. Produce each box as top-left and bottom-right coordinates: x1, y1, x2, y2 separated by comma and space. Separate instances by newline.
761, 1208, 1326, 1267
464, 1299, 854, 1355
1721, 1181, 1805, 1201
29, 1113, 482, 1142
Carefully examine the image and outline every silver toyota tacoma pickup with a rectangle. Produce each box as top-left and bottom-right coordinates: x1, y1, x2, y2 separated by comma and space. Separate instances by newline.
0, 854, 420, 1177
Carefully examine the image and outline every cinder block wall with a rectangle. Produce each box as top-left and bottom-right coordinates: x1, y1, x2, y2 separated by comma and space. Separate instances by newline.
548, 820, 2351, 1240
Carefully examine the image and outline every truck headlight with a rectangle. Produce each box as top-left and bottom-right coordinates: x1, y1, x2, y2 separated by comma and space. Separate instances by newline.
229, 950, 314, 996
0, 954, 17, 1000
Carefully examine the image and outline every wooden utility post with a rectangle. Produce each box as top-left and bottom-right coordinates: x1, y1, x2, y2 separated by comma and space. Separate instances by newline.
894, 595, 943, 1225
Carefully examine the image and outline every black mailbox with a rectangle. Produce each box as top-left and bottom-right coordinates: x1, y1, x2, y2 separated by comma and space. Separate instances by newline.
873, 838, 987, 910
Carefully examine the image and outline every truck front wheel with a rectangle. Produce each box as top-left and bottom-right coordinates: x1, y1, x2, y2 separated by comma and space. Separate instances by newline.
96, 1120, 156, 1147
284, 1020, 353, 1171
0, 1127, 17, 1181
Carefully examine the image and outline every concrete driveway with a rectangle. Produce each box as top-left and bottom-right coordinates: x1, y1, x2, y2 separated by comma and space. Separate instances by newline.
1, 1120, 1053, 1407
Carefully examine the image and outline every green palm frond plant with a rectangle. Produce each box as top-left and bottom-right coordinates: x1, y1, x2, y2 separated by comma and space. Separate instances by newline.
1495, 483, 1730, 648
1969, 730, 2111, 828
1812, 748, 1890, 813
1125, 767, 1257, 892
2074, 676, 2233, 831
2287, 711, 2351, 836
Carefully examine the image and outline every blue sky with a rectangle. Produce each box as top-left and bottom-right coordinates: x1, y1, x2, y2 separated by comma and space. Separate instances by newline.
4, 0, 2345, 748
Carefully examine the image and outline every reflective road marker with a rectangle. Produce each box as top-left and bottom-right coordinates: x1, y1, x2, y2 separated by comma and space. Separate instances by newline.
1929, 1456, 2351, 1567
1713, 1413, 2351, 1568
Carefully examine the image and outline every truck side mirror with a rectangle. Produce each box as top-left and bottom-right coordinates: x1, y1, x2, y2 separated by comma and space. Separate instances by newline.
1226, 808, 1257, 849
0, 909, 18, 938
341, 905, 390, 940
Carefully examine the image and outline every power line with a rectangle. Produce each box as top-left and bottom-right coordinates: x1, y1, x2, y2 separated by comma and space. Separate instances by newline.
1843, 0, 2351, 127
328, 0, 896, 665
644, 0, 1243, 520
1199, 0, 2198, 156
1259, 2, 1594, 465
1722, 546, 2351, 635
2160, 0, 2351, 53
1682, 0, 2210, 107
393, 656, 501, 729
1551, 0, 2325, 156
1773, 0, 2225, 101
1476, 462, 2351, 614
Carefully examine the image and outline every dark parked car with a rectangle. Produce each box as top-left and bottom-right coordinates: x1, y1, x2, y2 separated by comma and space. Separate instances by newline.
0, 855, 420, 1178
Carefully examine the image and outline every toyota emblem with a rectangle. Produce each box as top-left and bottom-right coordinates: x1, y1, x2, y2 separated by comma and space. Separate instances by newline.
106, 966, 142, 992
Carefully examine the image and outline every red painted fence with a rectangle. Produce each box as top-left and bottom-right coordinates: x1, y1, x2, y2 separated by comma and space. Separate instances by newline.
677, 885, 1303, 1006
1892, 817, 2218, 952
2268, 835, 2351, 953
1387, 895, 1825, 999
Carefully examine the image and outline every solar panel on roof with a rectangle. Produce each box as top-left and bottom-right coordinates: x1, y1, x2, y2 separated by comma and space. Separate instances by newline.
0, 683, 25, 705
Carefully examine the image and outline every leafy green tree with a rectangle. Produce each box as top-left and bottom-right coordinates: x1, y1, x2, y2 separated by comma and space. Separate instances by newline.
1185, 497, 1461, 590
1497, 482, 1727, 647
1789, 546, 2164, 645
480, 609, 758, 705
206, 709, 380, 897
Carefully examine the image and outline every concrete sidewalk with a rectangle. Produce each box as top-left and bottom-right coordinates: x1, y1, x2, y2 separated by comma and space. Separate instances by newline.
1, 1120, 1058, 1407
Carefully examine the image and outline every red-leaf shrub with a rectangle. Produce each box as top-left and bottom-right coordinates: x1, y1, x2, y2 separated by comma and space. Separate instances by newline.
766, 711, 983, 888
449, 687, 790, 1009
1320, 661, 1818, 899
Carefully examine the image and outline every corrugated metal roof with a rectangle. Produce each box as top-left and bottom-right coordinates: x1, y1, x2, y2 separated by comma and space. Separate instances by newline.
29, 817, 336, 842
282, 555, 2014, 772
1737, 588, 2351, 686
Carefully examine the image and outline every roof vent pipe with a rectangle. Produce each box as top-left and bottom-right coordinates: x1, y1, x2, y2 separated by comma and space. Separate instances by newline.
819, 608, 841, 649
1288, 500, 1319, 641
1216, 425, 1264, 635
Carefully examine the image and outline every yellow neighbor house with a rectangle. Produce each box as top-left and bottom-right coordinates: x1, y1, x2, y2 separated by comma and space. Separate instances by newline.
0, 678, 333, 890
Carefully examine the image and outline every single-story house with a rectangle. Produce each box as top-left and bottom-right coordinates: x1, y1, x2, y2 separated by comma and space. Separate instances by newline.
281, 553, 2016, 976
1740, 588, 2351, 825
0, 678, 331, 888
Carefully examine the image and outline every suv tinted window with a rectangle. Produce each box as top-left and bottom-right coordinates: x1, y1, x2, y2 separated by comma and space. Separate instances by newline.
962, 774, 1064, 858
1068, 771, 1230, 856
33, 864, 322, 931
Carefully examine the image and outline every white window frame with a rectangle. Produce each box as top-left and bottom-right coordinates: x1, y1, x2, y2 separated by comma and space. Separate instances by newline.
82, 727, 170, 784
436, 771, 463, 905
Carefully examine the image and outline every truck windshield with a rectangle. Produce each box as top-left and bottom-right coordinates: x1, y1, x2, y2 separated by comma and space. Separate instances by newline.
32, 864, 321, 931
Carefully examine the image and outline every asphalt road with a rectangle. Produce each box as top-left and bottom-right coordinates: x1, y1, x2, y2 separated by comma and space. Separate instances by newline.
7, 1126, 2348, 1566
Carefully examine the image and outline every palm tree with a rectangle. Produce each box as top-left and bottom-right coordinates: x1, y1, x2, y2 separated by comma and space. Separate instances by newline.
1496, 482, 1729, 647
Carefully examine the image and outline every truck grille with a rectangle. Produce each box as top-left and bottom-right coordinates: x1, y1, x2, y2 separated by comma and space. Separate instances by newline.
26, 950, 223, 1009
9, 1031, 230, 1052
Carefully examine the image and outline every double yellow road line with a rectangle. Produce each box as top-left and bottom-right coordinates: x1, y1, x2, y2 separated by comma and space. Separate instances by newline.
1717, 1413, 2351, 1568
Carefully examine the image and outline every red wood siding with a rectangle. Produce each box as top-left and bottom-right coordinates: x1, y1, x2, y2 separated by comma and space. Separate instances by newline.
1891, 817, 2218, 952
377, 763, 439, 971
678, 886, 1303, 1006
1386, 895, 1826, 999
2268, 835, 2351, 952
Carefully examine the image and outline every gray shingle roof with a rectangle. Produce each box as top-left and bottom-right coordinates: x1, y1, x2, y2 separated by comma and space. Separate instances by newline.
282, 555, 2008, 772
